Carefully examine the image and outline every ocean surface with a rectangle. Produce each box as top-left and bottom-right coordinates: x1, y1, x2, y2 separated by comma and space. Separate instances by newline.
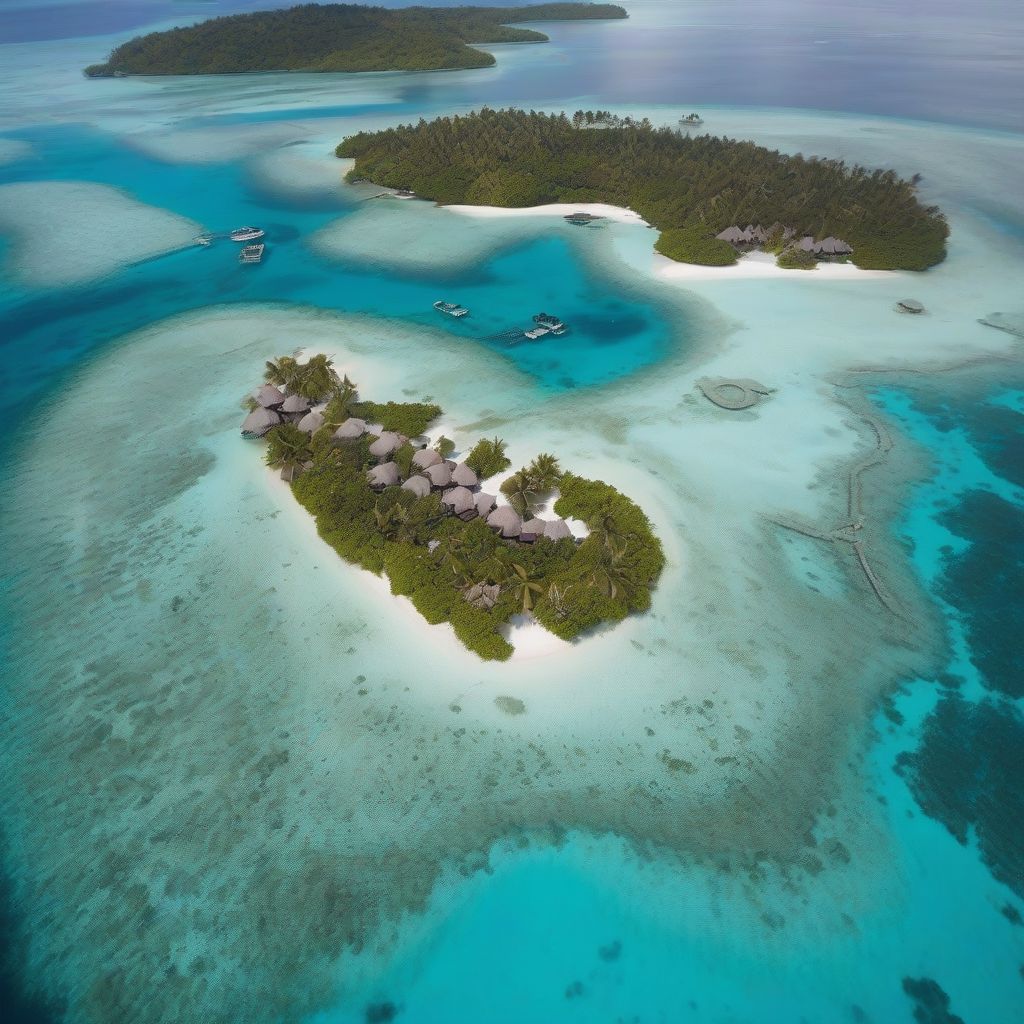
0, 2, 1022, 1023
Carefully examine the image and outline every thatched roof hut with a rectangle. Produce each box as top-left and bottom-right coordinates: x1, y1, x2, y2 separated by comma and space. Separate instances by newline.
411, 448, 442, 470
401, 475, 431, 499
544, 518, 573, 541
798, 236, 816, 252
297, 411, 324, 434
425, 462, 453, 488
369, 431, 404, 459
334, 417, 366, 441
442, 486, 475, 516
256, 384, 286, 408
475, 492, 496, 517
451, 463, 478, 488
367, 462, 399, 488
487, 506, 522, 538
281, 393, 309, 414
520, 518, 547, 542
464, 583, 500, 610
716, 226, 745, 244
834, 238, 852, 254
241, 407, 280, 437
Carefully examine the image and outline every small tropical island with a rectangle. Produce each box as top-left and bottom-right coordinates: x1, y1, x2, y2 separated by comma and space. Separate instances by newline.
241, 353, 664, 660
84, 2, 627, 77
336, 107, 949, 270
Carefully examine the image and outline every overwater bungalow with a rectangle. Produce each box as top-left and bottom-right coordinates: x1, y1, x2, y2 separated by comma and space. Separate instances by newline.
897, 298, 925, 314
475, 492, 496, 517
424, 462, 453, 488
412, 448, 443, 470
334, 417, 367, 441
367, 462, 400, 489
241, 407, 281, 438
401, 475, 431, 498
442, 486, 475, 517
487, 506, 522, 539
451, 463, 478, 488
281, 393, 310, 415
255, 384, 286, 408
369, 431, 405, 459
297, 410, 324, 434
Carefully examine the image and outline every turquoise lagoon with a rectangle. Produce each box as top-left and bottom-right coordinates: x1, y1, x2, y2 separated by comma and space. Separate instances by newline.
1, 3, 1023, 1024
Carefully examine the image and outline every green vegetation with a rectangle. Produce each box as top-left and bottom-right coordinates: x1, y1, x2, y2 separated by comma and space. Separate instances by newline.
258, 356, 662, 660
84, 3, 627, 77
465, 437, 512, 479
337, 107, 948, 271
264, 353, 340, 402
775, 247, 818, 270
348, 400, 442, 437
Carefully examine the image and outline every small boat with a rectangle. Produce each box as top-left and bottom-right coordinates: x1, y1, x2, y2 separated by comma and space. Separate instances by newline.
393, 188, 417, 199
230, 226, 265, 242
679, 112, 704, 127
194, 234, 213, 247
433, 300, 469, 318
533, 312, 567, 335
524, 325, 551, 340
239, 243, 265, 264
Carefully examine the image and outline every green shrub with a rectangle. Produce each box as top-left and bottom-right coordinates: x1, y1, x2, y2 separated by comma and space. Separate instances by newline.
654, 227, 737, 267
448, 601, 514, 661
776, 247, 817, 270
350, 400, 441, 437
465, 437, 511, 479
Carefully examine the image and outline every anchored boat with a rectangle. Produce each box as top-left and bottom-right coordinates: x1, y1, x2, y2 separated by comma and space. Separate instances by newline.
239, 243, 265, 264
434, 300, 469, 318
230, 226, 265, 242
533, 312, 567, 335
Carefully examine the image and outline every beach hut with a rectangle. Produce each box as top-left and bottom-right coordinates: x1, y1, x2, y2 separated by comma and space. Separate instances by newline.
401, 474, 432, 499
833, 238, 852, 254
715, 226, 745, 244
367, 462, 399, 488
425, 462, 453, 488
797, 236, 815, 252
297, 410, 324, 434
240, 407, 280, 438
451, 463, 478, 488
544, 518, 573, 541
281, 393, 309, 414
334, 417, 366, 441
412, 448, 443, 470
487, 506, 522, 539
442, 486, 475, 517
897, 299, 925, 314
520, 518, 547, 543
475, 492, 496, 517
255, 384, 286, 408
369, 431, 404, 459
464, 583, 500, 610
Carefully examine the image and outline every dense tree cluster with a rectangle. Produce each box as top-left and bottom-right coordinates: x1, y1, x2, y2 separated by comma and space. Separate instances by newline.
84, 3, 627, 76
337, 107, 949, 270
257, 355, 663, 659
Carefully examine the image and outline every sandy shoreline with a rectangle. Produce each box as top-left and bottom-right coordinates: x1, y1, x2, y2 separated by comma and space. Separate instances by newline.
446, 201, 647, 225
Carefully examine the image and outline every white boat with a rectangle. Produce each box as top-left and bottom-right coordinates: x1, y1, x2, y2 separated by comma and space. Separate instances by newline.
434, 300, 469, 318
533, 312, 567, 335
230, 226, 265, 242
239, 243, 265, 264
524, 325, 551, 340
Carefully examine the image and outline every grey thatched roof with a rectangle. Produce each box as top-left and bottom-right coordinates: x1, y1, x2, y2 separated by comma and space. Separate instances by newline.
798, 235, 816, 252
475, 492, 496, 517
369, 431, 404, 458
256, 384, 286, 408
367, 462, 399, 488
451, 463, 478, 488
833, 238, 852, 254
425, 462, 452, 488
281, 393, 309, 414
297, 411, 324, 434
241, 407, 280, 437
487, 506, 522, 538
716, 226, 745, 244
520, 517, 547, 540
464, 582, 500, 610
544, 518, 572, 540
334, 417, 366, 441
442, 486, 475, 515
401, 474, 431, 498
411, 448, 442, 470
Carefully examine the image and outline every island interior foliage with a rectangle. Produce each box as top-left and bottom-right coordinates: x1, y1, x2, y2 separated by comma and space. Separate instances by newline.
83, 3, 628, 76
338, 108, 949, 270
258, 355, 664, 660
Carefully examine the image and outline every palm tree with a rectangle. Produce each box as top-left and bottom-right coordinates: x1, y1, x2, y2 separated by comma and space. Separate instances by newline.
432, 532, 473, 587
501, 561, 545, 615
527, 452, 562, 492
589, 512, 627, 554
500, 471, 539, 517
264, 423, 311, 482
588, 544, 640, 602
323, 375, 359, 427
264, 355, 299, 389
296, 353, 339, 402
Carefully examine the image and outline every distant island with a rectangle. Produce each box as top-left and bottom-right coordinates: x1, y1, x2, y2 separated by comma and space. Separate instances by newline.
241, 353, 664, 661
83, 3, 627, 77
336, 108, 949, 270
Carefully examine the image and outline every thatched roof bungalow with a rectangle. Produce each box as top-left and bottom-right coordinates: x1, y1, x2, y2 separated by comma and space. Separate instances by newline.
544, 518, 573, 541
367, 462, 400, 489
451, 463, 478, 488
241, 407, 281, 438
442, 486, 475, 516
369, 431, 405, 459
297, 411, 324, 434
798, 235, 816, 252
520, 518, 547, 542
281, 393, 309, 414
487, 506, 522, 539
475, 492, 496, 517
424, 462, 453, 488
334, 417, 366, 441
256, 384, 286, 408
401, 475, 431, 499
716, 226, 746, 244
464, 583, 500, 610
411, 448, 442, 470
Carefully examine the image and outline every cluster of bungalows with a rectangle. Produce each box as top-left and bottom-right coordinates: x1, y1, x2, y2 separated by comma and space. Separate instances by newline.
715, 224, 853, 258
240, 382, 574, 545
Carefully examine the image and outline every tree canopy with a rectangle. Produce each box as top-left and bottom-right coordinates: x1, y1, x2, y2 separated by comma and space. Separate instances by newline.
84, 3, 627, 76
337, 107, 949, 270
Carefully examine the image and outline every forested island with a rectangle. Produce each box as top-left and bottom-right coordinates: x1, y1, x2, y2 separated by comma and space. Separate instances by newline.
83, 3, 627, 77
337, 108, 949, 270
242, 354, 664, 661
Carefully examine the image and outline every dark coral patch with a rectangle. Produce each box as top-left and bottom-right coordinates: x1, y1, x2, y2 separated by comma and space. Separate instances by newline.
901, 977, 965, 1024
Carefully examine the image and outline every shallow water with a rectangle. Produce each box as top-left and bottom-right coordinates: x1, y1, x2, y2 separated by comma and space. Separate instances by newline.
1, 2, 1023, 1023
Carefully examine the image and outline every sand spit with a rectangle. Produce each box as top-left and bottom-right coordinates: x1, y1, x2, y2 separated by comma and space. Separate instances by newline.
0, 301, 967, 1024
0, 180, 203, 287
